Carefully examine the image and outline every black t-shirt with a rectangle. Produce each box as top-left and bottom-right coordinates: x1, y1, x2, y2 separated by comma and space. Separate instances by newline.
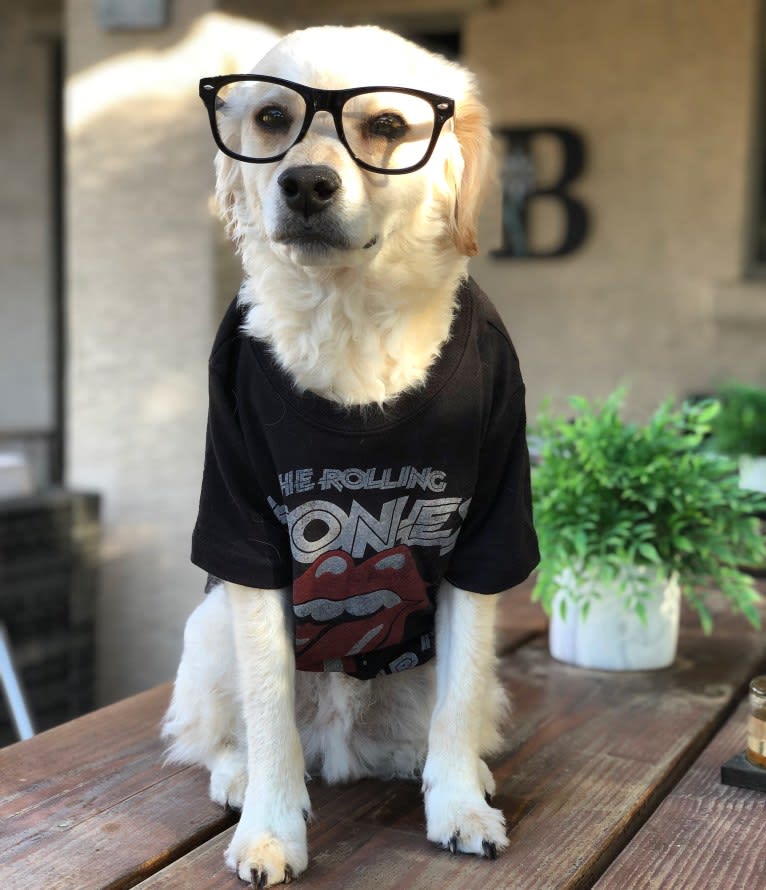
192, 277, 539, 679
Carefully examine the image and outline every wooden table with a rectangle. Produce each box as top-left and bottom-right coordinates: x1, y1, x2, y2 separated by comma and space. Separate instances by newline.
2, 581, 765, 890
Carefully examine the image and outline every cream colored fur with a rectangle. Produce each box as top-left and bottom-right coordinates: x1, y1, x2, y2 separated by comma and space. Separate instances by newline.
163, 25, 509, 887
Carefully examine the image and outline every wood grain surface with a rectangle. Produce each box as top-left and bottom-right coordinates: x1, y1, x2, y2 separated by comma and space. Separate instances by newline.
2, 587, 764, 890
593, 697, 766, 890
0, 685, 236, 890
136, 624, 766, 890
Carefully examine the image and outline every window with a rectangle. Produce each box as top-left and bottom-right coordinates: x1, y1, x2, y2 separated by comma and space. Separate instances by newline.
408, 30, 461, 61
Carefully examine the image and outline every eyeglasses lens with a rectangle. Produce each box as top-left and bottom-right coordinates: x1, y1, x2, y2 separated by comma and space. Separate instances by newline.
215, 81, 308, 162
341, 92, 437, 171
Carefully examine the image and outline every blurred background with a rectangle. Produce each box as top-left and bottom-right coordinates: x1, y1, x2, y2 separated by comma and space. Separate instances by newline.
1, 0, 765, 736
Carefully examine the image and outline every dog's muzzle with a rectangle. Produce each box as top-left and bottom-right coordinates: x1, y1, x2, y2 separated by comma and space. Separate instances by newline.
274, 163, 377, 254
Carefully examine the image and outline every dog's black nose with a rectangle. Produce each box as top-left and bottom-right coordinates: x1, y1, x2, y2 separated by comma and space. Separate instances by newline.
278, 165, 341, 217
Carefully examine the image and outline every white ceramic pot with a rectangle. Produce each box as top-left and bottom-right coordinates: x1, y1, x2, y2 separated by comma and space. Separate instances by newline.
739, 455, 766, 494
548, 567, 681, 671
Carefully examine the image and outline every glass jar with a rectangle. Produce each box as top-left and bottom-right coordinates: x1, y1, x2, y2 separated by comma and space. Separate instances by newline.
746, 675, 766, 768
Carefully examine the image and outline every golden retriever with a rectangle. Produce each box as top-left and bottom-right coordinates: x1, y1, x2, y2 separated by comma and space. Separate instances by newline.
163, 24, 538, 887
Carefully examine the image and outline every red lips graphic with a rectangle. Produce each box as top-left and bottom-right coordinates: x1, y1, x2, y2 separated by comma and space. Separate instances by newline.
292, 545, 429, 672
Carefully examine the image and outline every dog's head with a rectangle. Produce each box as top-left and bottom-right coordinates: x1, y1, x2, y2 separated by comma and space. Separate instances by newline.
210, 26, 493, 270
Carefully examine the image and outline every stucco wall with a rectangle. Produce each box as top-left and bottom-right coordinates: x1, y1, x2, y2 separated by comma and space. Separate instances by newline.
0, 3, 60, 448
467, 0, 766, 415
65, 2, 280, 701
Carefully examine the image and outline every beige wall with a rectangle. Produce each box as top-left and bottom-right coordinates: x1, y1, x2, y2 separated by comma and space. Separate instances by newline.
0, 3, 60, 444
65, 2, 280, 701
468, 0, 766, 416
62, 0, 766, 701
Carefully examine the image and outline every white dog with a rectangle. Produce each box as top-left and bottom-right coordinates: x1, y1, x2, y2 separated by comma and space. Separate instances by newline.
163, 25, 538, 887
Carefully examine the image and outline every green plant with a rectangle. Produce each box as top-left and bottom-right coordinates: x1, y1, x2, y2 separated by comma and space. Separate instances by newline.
710, 382, 766, 457
531, 390, 766, 632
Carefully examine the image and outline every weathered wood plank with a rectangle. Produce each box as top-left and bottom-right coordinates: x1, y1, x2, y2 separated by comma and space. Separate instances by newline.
3, 586, 763, 890
134, 620, 766, 889
593, 697, 766, 890
0, 579, 543, 890
136, 818, 525, 890
0, 686, 169, 817
0, 684, 235, 890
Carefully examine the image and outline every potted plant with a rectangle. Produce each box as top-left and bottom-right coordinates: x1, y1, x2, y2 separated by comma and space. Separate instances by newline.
531, 390, 766, 671
710, 382, 766, 494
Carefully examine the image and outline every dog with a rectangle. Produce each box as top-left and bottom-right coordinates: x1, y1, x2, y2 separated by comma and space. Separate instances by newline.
162, 25, 539, 887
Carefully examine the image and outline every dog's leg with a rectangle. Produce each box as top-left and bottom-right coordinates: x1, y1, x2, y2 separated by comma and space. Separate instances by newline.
225, 583, 310, 887
162, 584, 247, 809
422, 580, 509, 858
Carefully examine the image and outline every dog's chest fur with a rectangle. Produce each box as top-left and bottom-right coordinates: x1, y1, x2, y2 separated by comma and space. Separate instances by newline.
238, 265, 466, 406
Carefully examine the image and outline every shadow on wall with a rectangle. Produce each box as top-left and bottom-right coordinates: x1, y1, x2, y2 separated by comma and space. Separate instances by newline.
66, 13, 281, 704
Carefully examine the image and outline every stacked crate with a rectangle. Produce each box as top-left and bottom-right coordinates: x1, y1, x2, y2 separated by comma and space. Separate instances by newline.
0, 491, 99, 745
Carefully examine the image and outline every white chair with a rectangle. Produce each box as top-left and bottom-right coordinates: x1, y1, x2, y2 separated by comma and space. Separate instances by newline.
0, 622, 35, 741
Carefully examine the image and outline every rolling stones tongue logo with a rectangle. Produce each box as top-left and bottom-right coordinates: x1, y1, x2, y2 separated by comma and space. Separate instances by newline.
292, 545, 429, 671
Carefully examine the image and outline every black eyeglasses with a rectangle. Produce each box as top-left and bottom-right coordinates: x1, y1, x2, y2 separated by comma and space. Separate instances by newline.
199, 75, 455, 175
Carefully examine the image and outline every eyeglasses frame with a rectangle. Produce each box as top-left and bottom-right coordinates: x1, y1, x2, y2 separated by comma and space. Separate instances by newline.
199, 74, 456, 175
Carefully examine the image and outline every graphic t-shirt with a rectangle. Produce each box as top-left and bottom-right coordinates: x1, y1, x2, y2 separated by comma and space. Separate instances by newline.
191, 277, 539, 679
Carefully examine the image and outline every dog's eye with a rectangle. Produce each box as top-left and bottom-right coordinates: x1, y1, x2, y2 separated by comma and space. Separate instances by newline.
367, 113, 409, 142
255, 105, 291, 132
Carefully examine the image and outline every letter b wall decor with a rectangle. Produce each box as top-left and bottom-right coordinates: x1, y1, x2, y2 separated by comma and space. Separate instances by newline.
492, 126, 589, 259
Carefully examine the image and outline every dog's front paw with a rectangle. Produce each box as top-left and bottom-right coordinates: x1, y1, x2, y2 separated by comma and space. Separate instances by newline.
226, 833, 306, 886
225, 802, 309, 886
423, 775, 508, 859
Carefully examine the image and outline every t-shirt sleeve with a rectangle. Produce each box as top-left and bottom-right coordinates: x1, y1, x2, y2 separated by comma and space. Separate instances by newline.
445, 328, 540, 594
191, 354, 292, 590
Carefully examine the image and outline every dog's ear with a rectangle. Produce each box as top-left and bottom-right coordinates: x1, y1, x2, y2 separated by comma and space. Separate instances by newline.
449, 94, 494, 257
215, 150, 244, 245
213, 91, 247, 244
